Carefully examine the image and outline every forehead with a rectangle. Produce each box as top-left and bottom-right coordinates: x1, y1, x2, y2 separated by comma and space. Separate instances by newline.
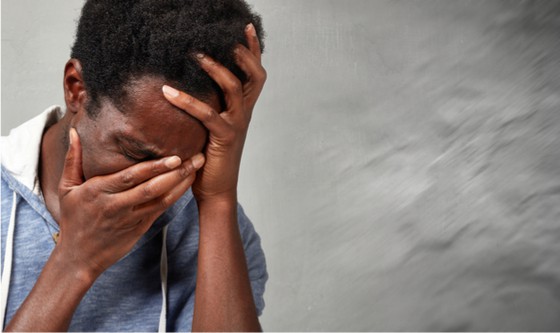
97, 75, 212, 160
120, 74, 215, 117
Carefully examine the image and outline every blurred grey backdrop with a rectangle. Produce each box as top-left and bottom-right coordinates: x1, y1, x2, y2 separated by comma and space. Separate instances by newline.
3, 0, 560, 331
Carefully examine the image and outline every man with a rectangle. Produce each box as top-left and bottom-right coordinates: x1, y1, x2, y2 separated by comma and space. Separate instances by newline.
0, 0, 267, 331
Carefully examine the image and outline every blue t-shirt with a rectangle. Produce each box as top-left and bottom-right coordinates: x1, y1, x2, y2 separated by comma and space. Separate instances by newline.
0, 108, 267, 331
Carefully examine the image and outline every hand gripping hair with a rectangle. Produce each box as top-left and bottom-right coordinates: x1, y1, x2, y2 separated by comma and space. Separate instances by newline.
71, 0, 265, 116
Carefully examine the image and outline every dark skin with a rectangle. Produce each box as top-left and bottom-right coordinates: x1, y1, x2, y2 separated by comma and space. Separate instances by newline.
6, 24, 265, 332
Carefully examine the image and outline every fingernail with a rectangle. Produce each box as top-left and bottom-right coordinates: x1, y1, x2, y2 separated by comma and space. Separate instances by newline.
192, 154, 205, 169
164, 156, 181, 169
196, 53, 205, 59
246, 23, 257, 37
69, 128, 77, 145
162, 85, 180, 98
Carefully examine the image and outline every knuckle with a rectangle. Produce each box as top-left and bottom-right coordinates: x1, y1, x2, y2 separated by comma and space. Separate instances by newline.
84, 182, 100, 199
120, 170, 135, 186
179, 93, 195, 106
159, 195, 172, 210
250, 67, 266, 84
143, 183, 157, 199
102, 201, 118, 218
204, 108, 218, 122
259, 67, 268, 82
233, 83, 243, 95
186, 161, 196, 175
150, 160, 163, 175
227, 78, 242, 95
178, 163, 191, 178
205, 61, 218, 74
82, 184, 93, 198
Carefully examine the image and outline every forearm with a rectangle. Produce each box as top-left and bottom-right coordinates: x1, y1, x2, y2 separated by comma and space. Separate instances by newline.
5, 247, 95, 332
166, 21, 266, 332
192, 198, 261, 332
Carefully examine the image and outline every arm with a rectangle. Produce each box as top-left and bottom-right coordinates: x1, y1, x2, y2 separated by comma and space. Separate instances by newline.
195, 200, 261, 331
162, 23, 266, 332
5, 129, 204, 331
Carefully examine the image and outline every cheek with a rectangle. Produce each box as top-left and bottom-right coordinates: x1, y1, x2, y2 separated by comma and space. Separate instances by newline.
77, 126, 131, 179
79, 140, 116, 180
81, 149, 131, 180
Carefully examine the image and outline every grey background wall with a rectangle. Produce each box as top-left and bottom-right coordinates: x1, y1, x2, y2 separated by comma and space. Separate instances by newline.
3, 0, 560, 331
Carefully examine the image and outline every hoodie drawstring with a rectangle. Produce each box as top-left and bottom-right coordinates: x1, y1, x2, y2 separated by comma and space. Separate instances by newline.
158, 225, 168, 333
0, 192, 169, 332
0, 192, 17, 328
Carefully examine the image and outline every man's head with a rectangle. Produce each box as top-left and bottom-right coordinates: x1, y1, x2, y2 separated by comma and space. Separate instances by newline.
62, 0, 265, 179
71, 0, 264, 116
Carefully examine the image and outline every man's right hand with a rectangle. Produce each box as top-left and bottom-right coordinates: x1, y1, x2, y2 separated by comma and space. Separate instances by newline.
57, 127, 204, 280
6, 128, 204, 332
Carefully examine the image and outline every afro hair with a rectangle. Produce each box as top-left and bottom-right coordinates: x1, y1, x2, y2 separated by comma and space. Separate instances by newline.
70, 0, 265, 115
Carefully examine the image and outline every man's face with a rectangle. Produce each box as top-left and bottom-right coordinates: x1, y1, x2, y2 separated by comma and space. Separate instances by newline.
72, 75, 211, 179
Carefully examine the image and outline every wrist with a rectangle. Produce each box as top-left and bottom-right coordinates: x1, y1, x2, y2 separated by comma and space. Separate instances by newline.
50, 245, 99, 288
196, 194, 238, 226
195, 190, 238, 208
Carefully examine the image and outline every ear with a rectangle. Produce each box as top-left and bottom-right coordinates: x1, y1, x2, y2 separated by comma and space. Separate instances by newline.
63, 59, 87, 115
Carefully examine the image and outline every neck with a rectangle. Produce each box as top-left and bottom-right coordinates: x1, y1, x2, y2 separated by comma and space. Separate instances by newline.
40, 114, 71, 224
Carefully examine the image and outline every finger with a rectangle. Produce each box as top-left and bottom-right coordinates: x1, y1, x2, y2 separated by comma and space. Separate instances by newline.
100, 155, 182, 193
245, 23, 262, 63
113, 153, 204, 207
195, 53, 244, 113
234, 45, 267, 105
162, 85, 231, 134
59, 128, 84, 194
131, 171, 197, 230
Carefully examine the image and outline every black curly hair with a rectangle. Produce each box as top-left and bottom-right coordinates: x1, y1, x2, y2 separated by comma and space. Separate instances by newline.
71, 0, 265, 116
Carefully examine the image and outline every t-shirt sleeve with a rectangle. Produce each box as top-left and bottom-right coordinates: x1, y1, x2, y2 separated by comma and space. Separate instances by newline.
237, 203, 268, 316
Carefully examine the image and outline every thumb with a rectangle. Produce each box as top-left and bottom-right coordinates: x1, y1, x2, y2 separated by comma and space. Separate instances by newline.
59, 127, 84, 194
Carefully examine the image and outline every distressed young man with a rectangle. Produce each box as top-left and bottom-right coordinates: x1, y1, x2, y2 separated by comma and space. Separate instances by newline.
0, 0, 267, 331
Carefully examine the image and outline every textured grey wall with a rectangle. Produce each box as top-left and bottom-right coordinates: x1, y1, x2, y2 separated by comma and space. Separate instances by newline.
3, 0, 560, 331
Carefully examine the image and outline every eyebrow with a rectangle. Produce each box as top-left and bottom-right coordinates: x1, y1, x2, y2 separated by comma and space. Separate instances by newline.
118, 135, 163, 160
